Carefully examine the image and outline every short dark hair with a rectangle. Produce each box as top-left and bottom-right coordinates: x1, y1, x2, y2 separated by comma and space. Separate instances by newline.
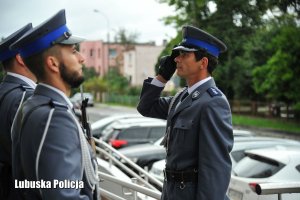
1, 57, 15, 71
194, 49, 218, 74
23, 45, 62, 81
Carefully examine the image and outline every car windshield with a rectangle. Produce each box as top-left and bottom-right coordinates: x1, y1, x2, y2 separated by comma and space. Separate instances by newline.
233, 154, 285, 178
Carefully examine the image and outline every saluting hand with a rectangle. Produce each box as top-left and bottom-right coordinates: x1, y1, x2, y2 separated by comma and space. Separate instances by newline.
157, 48, 179, 81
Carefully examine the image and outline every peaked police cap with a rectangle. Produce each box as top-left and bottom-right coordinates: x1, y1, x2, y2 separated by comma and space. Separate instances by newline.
10, 9, 84, 58
173, 25, 227, 57
0, 23, 32, 61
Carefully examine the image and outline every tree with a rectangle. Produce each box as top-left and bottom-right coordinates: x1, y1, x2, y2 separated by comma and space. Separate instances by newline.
158, 0, 300, 101
113, 28, 140, 46
103, 68, 130, 94
252, 16, 300, 107
82, 65, 98, 80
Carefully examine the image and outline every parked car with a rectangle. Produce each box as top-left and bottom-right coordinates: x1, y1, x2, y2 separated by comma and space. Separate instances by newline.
148, 137, 300, 183
231, 137, 300, 168
70, 92, 94, 107
148, 159, 165, 182
229, 146, 300, 200
103, 120, 166, 149
116, 129, 256, 170
117, 137, 165, 169
99, 117, 165, 139
91, 114, 143, 138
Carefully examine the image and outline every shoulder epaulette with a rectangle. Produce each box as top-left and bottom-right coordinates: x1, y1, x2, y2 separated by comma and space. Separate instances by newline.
20, 85, 34, 91
49, 101, 68, 109
207, 87, 222, 97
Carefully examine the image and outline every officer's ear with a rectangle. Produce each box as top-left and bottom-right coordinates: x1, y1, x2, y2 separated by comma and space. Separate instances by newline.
15, 54, 26, 67
199, 57, 208, 70
45, 55, 60, 73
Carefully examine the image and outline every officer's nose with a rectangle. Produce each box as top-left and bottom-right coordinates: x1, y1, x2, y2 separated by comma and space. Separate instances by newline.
77, 52, 85, 64
174, 54, 181, 63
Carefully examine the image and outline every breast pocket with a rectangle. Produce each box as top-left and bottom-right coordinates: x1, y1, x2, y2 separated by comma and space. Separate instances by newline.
172, 119, 193, 148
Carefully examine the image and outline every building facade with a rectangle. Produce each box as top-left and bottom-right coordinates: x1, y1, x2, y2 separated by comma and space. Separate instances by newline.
123, 45, 164, 86
80, 41, 126, 76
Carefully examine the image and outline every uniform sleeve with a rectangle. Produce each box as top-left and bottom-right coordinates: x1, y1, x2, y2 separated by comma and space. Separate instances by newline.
137, 78, 172, 120
196, 98, 233, 200
37, 109, 89, 200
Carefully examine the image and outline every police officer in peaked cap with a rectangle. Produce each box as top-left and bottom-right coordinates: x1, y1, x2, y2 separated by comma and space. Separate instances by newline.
0, 23, 36, 200
10, 9, 100, 200
137, 25, 233, 200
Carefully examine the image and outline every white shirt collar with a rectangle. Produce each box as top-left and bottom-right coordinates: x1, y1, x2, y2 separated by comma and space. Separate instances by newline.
39, 83, 73, 109
187, 76, 212, 94
7, 72, 37, 89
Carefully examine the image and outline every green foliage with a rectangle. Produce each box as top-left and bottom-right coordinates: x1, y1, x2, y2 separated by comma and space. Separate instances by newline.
103, 68, 130, 94
113, 28, 140, 44
83, 77, 107, 93
126, 86, 142, 96
252, 17, 300, 104
83, 65, 98, 80
233, 114, 300, 134
158, 0, 300, 103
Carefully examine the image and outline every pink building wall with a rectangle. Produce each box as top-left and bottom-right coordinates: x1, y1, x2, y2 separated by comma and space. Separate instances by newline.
80, 41, 127, 76
80, 40, 107, 76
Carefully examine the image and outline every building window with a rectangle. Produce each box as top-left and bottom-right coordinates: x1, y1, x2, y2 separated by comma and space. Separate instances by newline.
98, 48, 101, 58
90, 49, 94, 57
109, 49, 117, 58
129, 53, 132, 64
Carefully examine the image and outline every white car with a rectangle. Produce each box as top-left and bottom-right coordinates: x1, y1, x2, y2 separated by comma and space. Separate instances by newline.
229, 146, 300, 200
149, 137, 300, 183
231, 137, 300, 168
149, 159, 165, 182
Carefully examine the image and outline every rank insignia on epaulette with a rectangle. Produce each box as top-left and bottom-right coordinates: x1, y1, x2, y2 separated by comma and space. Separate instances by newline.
207, 87, 222, 97
192, 91, 200, 100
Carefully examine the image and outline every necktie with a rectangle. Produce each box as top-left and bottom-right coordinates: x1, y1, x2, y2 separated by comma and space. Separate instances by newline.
181, 90, 189, 102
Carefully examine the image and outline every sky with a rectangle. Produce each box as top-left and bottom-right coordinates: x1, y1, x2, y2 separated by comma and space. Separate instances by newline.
0, 0, 177, 45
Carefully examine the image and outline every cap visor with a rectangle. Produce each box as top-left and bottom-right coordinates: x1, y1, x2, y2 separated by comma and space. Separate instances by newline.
173, 45, 198, 52
59, 35, 85, 45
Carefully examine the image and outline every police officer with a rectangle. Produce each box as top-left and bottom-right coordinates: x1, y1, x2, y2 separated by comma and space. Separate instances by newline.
0, 24, 36, 200
137, 25, 233, 200
10, 10, 99, 199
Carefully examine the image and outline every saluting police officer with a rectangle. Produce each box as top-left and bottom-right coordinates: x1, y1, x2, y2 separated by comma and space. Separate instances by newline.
10, 10, 99, 200
137, 25, 233, 200
0, 24, 36, 200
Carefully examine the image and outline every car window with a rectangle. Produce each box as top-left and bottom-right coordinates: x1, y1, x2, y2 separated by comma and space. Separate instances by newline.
231, 150, 246, 163
92, 127, 101, 136
296, 165, 300, 173
233, 154, 284, 178
149, 127, 165, 140
103, 129, 120, 140
118, 128, 146, 140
